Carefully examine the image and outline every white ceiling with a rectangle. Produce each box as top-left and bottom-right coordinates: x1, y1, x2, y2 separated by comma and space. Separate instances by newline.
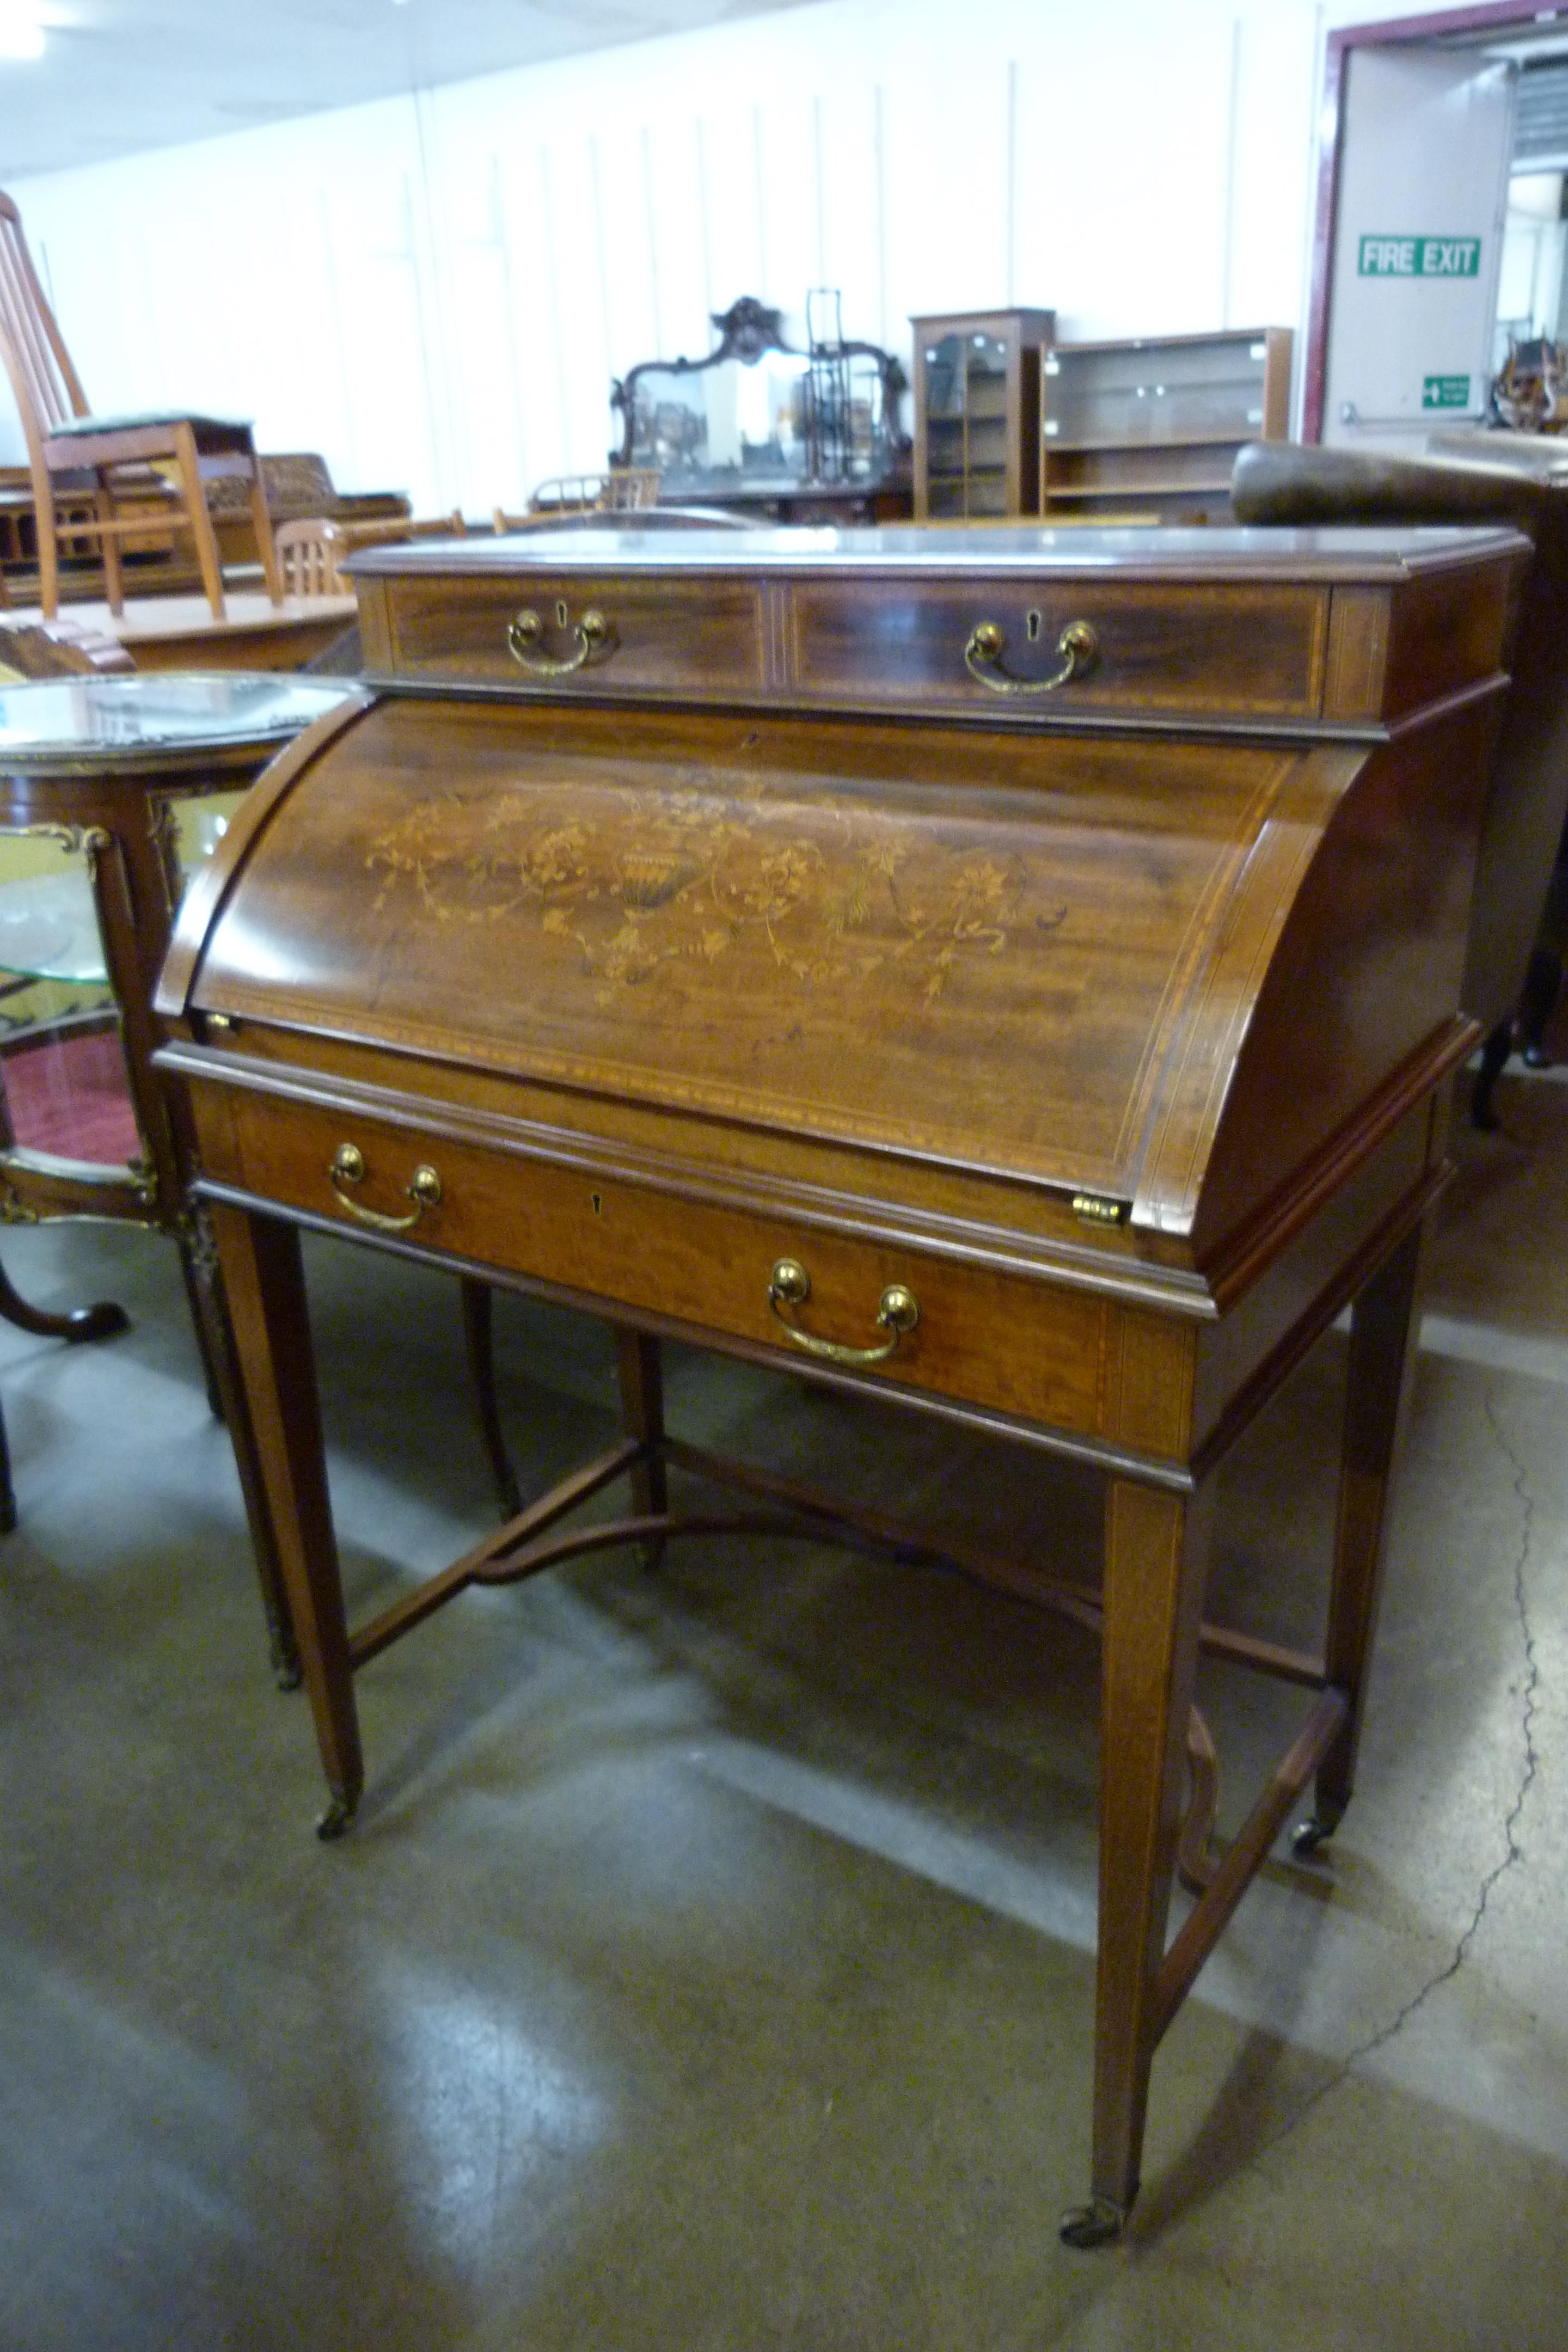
0, 0, 816, 179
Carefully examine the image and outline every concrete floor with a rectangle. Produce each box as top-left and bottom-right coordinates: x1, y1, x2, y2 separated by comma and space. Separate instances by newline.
1, 1074, 1565, 2350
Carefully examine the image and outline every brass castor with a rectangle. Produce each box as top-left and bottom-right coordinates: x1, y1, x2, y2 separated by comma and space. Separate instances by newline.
1059, 2196, 1125, 2249
315, 1788, 358, 1842
1291, 1806, 1342, 1859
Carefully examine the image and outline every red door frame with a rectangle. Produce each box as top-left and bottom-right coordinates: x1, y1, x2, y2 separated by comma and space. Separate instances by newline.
1303, 1, 1568, 439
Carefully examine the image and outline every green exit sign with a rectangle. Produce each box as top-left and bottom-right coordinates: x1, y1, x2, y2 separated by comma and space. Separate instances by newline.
1359, 235, 1481, 278
1422, 374, 1472, 409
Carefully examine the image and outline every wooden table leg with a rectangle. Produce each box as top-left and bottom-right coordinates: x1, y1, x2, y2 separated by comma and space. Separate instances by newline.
179, 1209, 301, 1689
1297, 1218, 1423, 1854
616, 1328, 667, 1570
1063, 1475, 1213, 2247
209, 1200, 361, 1835
460, 1276, 522, 1520
0, 1251, 128, 1345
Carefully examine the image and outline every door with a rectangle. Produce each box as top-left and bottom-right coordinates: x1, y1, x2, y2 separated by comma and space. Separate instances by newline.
1322, 46, 1516, 445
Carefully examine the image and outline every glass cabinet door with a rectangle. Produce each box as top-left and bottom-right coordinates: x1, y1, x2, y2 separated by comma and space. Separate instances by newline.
922, 328, 1013, 517
0, 828, 136, 1173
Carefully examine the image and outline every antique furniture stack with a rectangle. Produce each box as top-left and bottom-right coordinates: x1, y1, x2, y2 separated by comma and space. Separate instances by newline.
0, 191, 284, 623
154, 518, 1522, 2244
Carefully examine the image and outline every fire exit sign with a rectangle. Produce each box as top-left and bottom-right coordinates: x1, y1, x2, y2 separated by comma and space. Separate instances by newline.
1422, 374, 1472, 408
1358, 235, 1482, 278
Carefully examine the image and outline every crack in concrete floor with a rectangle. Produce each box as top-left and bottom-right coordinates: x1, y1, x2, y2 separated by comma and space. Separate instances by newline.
1251, 1375, 1545, 2168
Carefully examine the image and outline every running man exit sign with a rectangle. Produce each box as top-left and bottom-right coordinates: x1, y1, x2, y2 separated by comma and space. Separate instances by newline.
1358, 235, 1482, 278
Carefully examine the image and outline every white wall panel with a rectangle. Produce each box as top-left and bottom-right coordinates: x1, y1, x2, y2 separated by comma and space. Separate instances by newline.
1, 0, 1326, 505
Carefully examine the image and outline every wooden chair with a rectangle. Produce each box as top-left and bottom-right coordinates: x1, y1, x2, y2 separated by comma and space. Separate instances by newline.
512, 467, 661, 521
277, 512, 468, 598
0, 189, 283, 623
271, 519, 341, 599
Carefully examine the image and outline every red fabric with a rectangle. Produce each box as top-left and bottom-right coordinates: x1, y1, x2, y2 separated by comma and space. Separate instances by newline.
1, 1027, 141, 1166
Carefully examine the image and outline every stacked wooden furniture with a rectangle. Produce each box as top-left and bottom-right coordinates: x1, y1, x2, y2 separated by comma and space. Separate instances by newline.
208, 452, 411, 574
1040, 329, 1293, 523
912, 308, 1056, 519
0, 190, 284, 622
155, 520, 1522, 2245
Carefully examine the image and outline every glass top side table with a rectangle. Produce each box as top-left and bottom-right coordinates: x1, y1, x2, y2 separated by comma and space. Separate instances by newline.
0, 672, 360, 1646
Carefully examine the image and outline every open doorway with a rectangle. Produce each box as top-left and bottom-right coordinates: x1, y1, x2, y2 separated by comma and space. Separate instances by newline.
1306, 3, 1568, 442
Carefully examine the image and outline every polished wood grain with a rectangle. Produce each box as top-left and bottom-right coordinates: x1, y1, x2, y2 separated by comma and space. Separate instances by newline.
346, 528, 1520, 734
155, 523, 1522, 2245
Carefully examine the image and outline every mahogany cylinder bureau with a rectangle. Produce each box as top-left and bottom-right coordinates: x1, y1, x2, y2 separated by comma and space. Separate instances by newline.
154, 522, 1526, 2246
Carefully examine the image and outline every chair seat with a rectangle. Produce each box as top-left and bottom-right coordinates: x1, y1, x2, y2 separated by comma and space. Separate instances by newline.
45, 409, 254, 442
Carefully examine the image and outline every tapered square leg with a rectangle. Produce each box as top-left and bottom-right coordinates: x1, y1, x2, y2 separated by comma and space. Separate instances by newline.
616, 1328, 666, 1567
246, 456, 284, 604
1301, 1220, 1424, 1848
209, 1201, 359, 1831
460, 1275, 522, 1519
1064, 1475, 1214, 2245
173, 422, 225, 619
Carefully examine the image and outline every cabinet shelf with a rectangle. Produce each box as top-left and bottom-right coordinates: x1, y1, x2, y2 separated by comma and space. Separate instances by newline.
1044, 479, 1232, 500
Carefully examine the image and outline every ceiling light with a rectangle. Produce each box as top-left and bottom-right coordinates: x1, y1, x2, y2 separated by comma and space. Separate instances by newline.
0, 1, 45, 62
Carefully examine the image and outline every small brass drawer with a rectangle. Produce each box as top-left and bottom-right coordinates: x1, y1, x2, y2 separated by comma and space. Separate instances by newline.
377, 572, 768, 696
788, 578, 1331, 719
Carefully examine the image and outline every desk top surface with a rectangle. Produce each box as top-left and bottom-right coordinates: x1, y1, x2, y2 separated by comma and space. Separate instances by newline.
347, 521, 1526, 585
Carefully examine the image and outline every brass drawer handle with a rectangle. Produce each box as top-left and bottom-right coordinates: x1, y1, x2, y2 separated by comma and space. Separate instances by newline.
767, 1257, 918, 1366
964, 617, 1098, 695
329, 1142, 443, 1232
506, 604, 614, 676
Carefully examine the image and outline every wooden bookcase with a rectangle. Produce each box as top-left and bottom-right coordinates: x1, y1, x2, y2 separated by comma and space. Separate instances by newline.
1039, 327, 1293, 523
912, 309, 1056, 520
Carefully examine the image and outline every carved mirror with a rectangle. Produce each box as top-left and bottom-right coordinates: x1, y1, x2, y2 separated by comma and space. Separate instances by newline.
611, 296, 907, 497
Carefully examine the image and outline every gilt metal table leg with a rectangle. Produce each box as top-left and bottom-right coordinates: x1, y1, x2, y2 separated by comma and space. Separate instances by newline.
208, 1201, 361, 1835
1063, 1474, 1213, 2248
1295, 1220, 1423, 1858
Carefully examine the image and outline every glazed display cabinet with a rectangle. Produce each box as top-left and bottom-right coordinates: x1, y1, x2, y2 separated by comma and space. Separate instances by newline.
1039, 327, 1293, 523
912, 309, 1056, 520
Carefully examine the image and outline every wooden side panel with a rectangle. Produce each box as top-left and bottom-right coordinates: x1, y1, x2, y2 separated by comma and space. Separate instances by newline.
1320, 586, 1390, 723
1184, 694, 1500, 1261
1380, 553, 1520, 723
355, 577, 394, 671
1190, 1097, 1434, 1454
